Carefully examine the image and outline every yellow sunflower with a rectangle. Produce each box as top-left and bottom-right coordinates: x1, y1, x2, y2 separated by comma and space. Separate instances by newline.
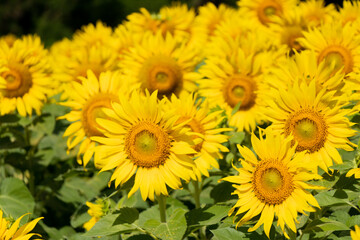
351, 225, 360, 240
51, 38, 118, 99
164, 93, 231, 180
58, 70, 133, 167
119, 32, 201, 99
198, 40, 280, 132
268, 7, 307, 52
73, 21, 115, 49
0, 35, 53, 116
338, 0, 360, 26
266, 50, 346, 94
0, 210, 43, 239
299, 21, 360, 76
125, 4, 195, 42
83, 199, 109, 231
113, 24, 136, 61
92, 90, 197, 201
0, 34, 17, 47
237, 0, 297, 26
299, 0, 336, 28
346, 168, 360, 179
204, 13, 272, 58
222, 130, 322, 238
263, 79, 357, 173
194, 2, 236, 39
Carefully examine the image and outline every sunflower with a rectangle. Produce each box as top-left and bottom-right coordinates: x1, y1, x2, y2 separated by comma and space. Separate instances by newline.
265, 50, 346, 94
83, 199, 109, 231
351, 225, 360, 240
51, 38, 118, 99
164, 93, 231, 180
58, 70, 133, 167
0, 34, 17, 47
338, 0, 360, 26
92, 90, 198, 201
270, 9, 305, 52
120, 32, 201, 99
237, 0, 297, 26
222, 130, 322, 238
73, 21, 115, 49
298, 0, 336, 28
263, 80, 357, 173
0, 210, 43, 239
204, 13, 272, 58
194, 2, 236, 39
298, 21, 360, 76
198, 39, 281, 132
125, 3, 195, 42
0, 35, 53, 116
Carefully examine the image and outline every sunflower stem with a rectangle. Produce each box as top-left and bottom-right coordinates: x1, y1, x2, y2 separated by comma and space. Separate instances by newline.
25, 126, 35, 196
192, 180, 202, 209
157, 194, 167, 223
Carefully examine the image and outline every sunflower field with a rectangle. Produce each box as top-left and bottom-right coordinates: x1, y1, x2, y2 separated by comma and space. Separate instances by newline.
1, 0, 360, 239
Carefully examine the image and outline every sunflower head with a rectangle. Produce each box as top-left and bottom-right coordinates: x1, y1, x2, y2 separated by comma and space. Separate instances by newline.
0, 35, 53, 116
222, 129, 322, 238
92, 90, 198, 201
59, 70, 132, 167
264, 79, 357, 173
164, 93, 231, 179
120, 32, 201, 99
0, 210, 43, 239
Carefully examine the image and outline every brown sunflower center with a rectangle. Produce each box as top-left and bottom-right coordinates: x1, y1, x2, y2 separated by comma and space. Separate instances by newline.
125, 121, 171, 168
285, 108, 328, 153
283, 25, 304, 51
177, 116, 204, 152
82, 93, 118, 137
140, 55, 183, 98
1, 63, 32, 98
257, 0, 282, 25
253, 160, 294, 205
318, 45, 353, 74
224, 75, 257, 110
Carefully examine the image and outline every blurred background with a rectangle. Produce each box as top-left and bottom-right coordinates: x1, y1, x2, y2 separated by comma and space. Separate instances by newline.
0, 0, 342, 47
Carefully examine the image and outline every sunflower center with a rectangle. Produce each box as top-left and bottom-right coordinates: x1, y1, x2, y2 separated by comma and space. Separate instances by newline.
177, 116, 204, 152
82, 93, 118, 137
125, 121, 171, 168
257, 0, 282, 25
224, 75, 257, 110
253, 160, 294, 205
285, 108, 328, 153
140, 55, 183, 98
318, 45, 353, 74
1, 64, 32, 98
263, 169, 282, 190
282, 25, 304, 51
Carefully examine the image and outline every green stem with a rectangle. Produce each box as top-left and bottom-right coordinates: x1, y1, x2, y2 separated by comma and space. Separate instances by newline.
25, 126, 35, 196
192, 180, 201, 209
157, 194, 167, 223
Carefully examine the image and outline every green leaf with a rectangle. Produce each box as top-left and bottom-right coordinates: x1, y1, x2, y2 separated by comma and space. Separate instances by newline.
315, 189, 355, 208
57, 172, 111, 204
0, 178, 35, 218
210, 181, 237, 203
114, 207, 139, 224
186, 204, 231, 227
304, 217, 350, 232
83, 210, 138, 237
229, 131, 245, 145
142, 208, 187, 240
211, 227, 247, 240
